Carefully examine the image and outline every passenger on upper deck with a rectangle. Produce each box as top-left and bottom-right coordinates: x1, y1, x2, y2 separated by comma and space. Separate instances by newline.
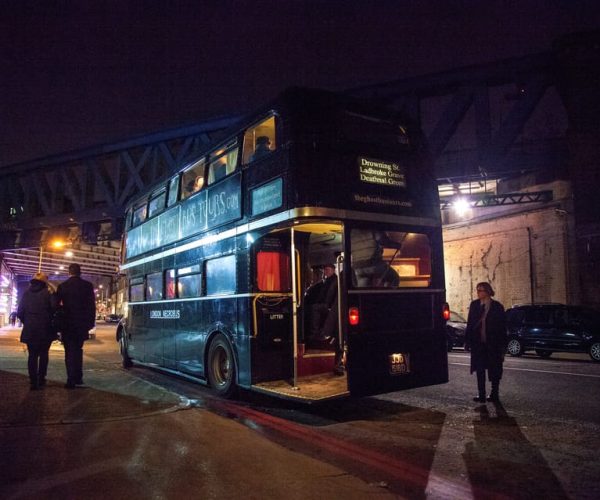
193, 175, 204, 192
249, 136, 272, 162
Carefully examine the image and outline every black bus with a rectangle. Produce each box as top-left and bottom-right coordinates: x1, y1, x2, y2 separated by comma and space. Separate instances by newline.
118, 87, 448, 402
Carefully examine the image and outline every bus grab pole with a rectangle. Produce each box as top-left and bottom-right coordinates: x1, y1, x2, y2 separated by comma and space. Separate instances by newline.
290, 227, 299, 389
336, 253, 344, 355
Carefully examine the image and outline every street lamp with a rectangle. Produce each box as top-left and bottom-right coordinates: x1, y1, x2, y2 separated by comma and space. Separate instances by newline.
38, 240, 67, 272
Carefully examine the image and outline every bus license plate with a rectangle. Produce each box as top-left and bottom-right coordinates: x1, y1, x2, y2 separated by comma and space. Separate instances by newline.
389, 353, 410, 375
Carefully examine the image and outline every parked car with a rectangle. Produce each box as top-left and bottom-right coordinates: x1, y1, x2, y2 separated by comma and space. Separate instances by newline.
105, 314, 123, 323
446, 311, 468, 351
506, 304, 600, 361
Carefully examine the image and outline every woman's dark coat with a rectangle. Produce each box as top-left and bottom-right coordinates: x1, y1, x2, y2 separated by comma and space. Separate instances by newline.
465, 298, 507, 380
17, 280, 56, 346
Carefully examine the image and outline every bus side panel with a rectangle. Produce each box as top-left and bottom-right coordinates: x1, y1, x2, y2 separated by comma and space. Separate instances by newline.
127, 304, 147, 363
249, 297, 294, 385
145, 306, 164, 366
235, 298, 252, 388
175, 300, 207, 377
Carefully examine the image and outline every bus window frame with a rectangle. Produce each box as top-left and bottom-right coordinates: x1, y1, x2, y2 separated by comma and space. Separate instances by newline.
167, 175, 180, 207
348, 224, 433, 290
124, 208, 133, 231
206, 255, 237, 295
165, 269, 176, 299
242, 114, 278, 166
148, 188, 167, 219
132, 202, 148, 227
129, 276, 145, 302
176, 264, 203, 298
207, 140, 239, 186
255, 249, 292, 293
146, 271, 164, 301
181, 158, 207, 200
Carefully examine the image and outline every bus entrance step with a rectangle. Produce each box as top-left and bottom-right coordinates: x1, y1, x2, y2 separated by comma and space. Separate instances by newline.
253, 372, 348, 402
297, 349, 335, 377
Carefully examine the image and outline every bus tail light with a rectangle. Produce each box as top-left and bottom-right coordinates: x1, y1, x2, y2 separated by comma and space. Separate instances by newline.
442, 302, 450, 321
349, 307, 360, 326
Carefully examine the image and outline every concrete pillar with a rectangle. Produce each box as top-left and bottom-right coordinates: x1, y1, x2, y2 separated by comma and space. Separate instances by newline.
554, 30, 600, 308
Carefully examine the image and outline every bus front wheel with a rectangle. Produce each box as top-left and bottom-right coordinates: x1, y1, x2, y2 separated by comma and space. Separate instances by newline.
117, 329, 133, 369
207, 334, 237, 398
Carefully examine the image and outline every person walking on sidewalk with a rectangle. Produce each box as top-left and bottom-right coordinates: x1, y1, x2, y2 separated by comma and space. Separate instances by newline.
17, 272, 57, 390
465, 281, 507, 403
56, 263, 96, 389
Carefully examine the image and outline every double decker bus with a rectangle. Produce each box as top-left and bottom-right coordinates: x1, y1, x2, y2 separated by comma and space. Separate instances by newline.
118, 87, 448, 402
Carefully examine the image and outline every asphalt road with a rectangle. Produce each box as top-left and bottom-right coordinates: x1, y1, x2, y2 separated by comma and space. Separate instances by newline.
1, 324, 599, 499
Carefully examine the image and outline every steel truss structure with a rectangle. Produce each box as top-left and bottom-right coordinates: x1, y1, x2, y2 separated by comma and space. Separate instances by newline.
1, 32, 596, 280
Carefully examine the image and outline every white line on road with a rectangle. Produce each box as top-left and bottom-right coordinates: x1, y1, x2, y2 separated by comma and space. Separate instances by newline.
449, 362, 600, 378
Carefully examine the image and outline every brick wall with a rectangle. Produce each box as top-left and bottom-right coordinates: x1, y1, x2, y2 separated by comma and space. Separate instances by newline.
443, 183, 576, 316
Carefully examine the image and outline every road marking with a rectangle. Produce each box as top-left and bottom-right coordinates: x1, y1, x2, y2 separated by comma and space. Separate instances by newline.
449, 362, 600, 378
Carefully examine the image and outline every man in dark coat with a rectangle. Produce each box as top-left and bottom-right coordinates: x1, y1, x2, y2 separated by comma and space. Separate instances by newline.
465, 281, 507, 403
308, 263, 338, 341
56, 263, 96, 389
17, 272, 57, 390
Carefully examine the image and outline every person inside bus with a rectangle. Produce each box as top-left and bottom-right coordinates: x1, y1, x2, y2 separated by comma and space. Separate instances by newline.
307, 263, 338, 343
184, 175, 204, 196
249, 136, 272, 162
304, 266, 324, 307
210, 160, 228, 184
192, 175, 204, 192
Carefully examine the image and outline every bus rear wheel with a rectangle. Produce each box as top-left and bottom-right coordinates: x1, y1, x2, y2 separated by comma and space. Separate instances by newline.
207, 334, 237, 398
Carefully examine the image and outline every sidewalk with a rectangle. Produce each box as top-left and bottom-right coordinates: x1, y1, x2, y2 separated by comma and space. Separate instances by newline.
0, 325, 397, 500
0, 326, 185, 426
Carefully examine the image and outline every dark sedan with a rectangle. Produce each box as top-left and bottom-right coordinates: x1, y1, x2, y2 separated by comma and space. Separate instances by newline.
446, 311, 468, 351
105, 314, 123, 323
506, 304, 600, 361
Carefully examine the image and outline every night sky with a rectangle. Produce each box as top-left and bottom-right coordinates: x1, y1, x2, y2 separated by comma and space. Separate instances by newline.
2, 0, 599, 167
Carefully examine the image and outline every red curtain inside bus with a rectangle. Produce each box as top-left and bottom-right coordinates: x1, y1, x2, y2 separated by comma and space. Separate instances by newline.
257, 251, 291, 291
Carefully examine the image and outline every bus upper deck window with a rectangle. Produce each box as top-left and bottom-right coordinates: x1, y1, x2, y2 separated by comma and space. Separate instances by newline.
181, 159, 206, 200
132, 204, 147, 226
208, 141, 239, 185
243, 116, 277, 165
167, 176, 180, 207
148, 189, 167, 218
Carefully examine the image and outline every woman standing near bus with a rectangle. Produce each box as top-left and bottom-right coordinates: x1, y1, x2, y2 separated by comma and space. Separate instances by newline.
17, 272, 57, 390
465, 282, 507, 403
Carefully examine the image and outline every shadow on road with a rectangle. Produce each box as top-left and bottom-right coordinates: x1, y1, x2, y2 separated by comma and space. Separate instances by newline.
464, 402, 569, 499
0, 370, 180, 428
231, 391, 447, 499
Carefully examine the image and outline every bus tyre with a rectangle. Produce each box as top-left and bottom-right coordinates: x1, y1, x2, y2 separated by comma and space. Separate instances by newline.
507, 338, 523, 357
120, 335, 133, 369
207, 334, 237, 398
